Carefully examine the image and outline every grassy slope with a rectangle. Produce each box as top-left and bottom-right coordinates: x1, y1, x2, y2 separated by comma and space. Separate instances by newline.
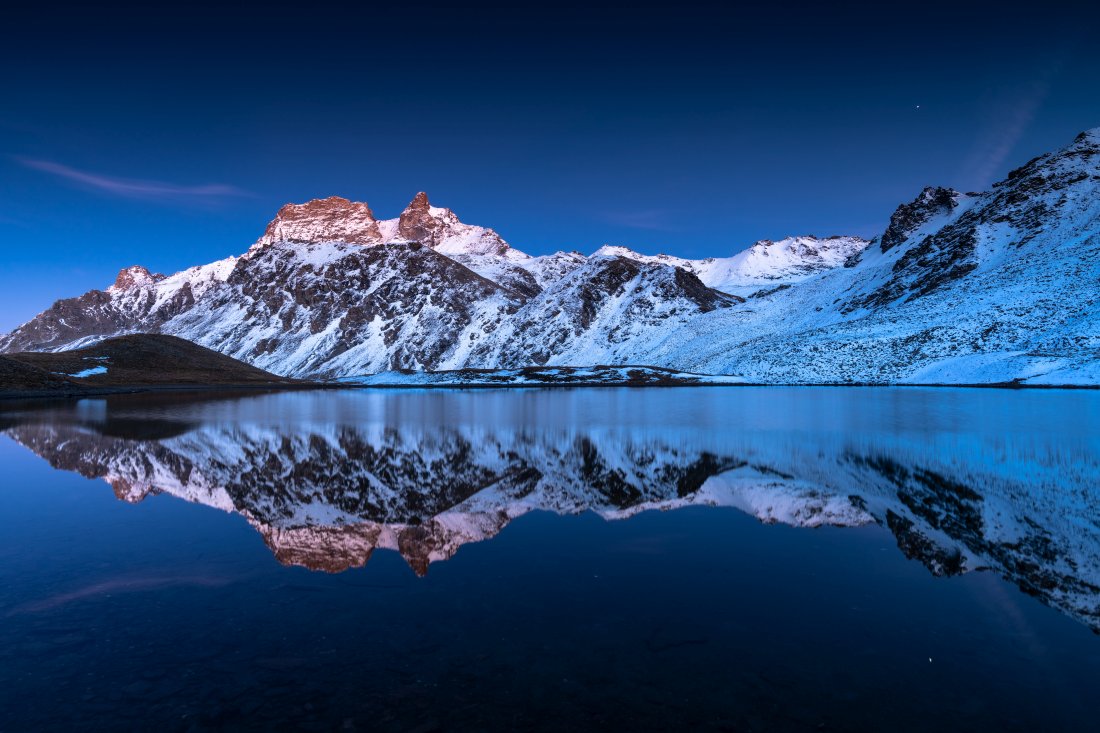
0, 356, 81, 394
2, 334, 294, 396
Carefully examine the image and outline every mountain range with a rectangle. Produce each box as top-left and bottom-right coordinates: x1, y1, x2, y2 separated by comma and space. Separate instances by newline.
2, 129, 1097, 385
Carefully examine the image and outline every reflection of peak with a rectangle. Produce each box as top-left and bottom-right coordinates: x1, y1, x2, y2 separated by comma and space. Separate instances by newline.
109, 476, 152, 504
5, 409, 1099, 632
700, 466, 875, 528
886, 510, 966, 576
398, 512, 512, 576
251, 511, 513, 576
255, 522, 380, 574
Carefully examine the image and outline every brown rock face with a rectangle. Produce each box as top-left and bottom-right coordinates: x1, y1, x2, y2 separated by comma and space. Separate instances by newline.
111, 265, 161, 291
397, 191, 439, 245
256, 196, 382, 247
257, 524, 381, 573
396, 191, 513, 256
110, 477, 151, 504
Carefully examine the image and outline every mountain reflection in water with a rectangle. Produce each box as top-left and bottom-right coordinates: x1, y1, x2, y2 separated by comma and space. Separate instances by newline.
3, 387, 1098, 632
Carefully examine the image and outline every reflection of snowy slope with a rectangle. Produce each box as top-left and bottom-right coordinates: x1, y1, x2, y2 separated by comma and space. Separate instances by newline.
6, 390, 1098, 631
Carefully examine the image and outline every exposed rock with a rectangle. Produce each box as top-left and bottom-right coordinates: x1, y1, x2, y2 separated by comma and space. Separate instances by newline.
109, 265, 163, 293
879, 186, 961, 253
397, 191, 513, 257
253, 196, 382, 249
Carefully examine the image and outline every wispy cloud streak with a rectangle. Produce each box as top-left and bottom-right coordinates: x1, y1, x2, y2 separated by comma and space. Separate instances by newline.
598, 208, 680, 231
17, 158, 252, 204
7, 574, 233, 615
956, 60, 1063, 191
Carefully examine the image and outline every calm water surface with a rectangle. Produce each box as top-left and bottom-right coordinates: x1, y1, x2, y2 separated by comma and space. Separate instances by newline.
0, 387, 1098, 732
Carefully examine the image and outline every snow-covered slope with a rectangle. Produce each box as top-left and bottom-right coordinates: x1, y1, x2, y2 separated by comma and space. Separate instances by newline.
169, 241, 523, 376
2, 128, 1098, 384
594, 235, 869, 297
672, 129, 1100, 384
467, 255, 740, 368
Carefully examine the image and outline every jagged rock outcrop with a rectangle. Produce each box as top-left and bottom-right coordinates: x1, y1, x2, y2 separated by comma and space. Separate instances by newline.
109, 265, 164, 293
253, 196, 382, 249
396, 191, 512, 257
879, 187, 962, 253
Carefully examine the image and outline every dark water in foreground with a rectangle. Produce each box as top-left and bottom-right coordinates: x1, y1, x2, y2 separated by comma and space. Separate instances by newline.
0, 387, 1098, 732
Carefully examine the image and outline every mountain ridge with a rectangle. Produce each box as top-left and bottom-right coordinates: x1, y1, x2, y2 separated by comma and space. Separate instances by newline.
2, 128, 1097, 385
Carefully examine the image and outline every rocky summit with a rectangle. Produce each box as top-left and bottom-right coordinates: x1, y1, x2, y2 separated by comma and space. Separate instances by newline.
2, 128, 1098, 385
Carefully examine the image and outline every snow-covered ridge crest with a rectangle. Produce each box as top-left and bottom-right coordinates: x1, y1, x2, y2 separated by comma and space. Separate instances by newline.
593, 235, 870, 296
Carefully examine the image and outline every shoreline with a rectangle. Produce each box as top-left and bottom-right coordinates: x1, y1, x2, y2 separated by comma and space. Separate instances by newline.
0, 381, 322, 402
325, 381, 1100, 391
2, 379, 1096, 403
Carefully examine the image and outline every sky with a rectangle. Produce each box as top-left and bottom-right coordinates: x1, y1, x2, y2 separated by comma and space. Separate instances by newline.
2, 0, 1100, 331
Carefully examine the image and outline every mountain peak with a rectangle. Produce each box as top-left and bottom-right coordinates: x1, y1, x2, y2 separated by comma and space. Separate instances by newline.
592, 245, 641, 258
253, 196, 382, 249
398, 192, 447, 244
397, 194, 516, 257
999, 126, 1100, 189
879, 186, 960, 253
1073, 127, 1100, 147
109, 265, 161, 292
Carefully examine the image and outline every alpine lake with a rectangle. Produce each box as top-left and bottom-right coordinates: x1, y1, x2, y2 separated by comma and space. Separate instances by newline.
1, 386, 1097, 732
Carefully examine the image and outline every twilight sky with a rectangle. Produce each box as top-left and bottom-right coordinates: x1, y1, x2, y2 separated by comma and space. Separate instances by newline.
2, 1, 1099, 331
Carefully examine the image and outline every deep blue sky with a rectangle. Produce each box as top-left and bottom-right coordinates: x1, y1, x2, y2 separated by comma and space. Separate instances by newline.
2, 1, 1099, 331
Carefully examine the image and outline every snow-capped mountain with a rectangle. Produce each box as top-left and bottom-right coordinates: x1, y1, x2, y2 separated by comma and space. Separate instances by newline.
2, 129, 1098, 384
5, 399, 1097, 629
0, 191, 742, 377
467, 255, 741, 368
680, 129, 1100, 384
